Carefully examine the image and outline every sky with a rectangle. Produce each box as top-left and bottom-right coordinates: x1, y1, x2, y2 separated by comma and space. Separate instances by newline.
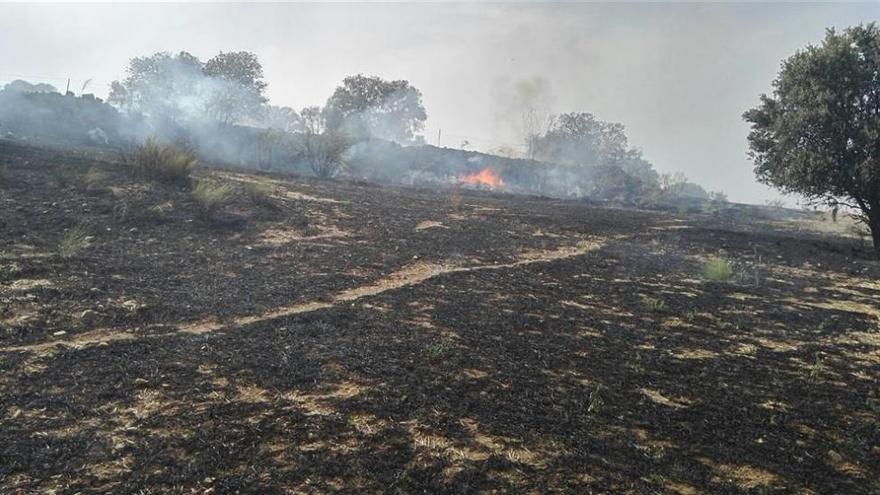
0, 2, 877, 204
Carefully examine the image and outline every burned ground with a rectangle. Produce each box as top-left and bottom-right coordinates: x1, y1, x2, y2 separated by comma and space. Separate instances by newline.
1, 141, 878, 494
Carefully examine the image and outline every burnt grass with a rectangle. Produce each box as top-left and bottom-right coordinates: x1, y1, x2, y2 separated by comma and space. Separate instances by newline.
1, 140, 879, 494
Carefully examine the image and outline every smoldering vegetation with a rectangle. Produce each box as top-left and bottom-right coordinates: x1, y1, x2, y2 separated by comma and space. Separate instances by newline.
0, 50, 722, 210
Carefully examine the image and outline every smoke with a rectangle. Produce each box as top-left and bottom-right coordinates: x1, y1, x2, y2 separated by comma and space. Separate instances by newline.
0, 52, 711, 208
491, 75, 556, 154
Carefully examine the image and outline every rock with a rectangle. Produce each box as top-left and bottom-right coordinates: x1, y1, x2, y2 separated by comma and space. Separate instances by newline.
52, 330, 66, 337
80, 309, 98, 326
122, 299, 142, 313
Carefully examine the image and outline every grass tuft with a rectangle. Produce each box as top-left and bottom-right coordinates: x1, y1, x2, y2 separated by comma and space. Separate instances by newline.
58, 226, 90, 258
130, 137, 197, 186
244, 182, 278, 209
702, 255, 735, 282
640, 295, 667, 313
192, 180, 233, 219
83, 166, 109, 191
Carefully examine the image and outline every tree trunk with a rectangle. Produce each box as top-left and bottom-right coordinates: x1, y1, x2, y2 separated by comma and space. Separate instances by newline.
871, 216, 880, 257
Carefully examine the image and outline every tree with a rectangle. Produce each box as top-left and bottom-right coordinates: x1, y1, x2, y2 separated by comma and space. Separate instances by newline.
298, 105, 350, 178
2, 80, 57, 94
522, 107, 552, 160
533, 112, 629, 167
300, 131, 351, 179
202, 51, 268, 124
108, 50, 268, 126
325, 74, 427, 144
744, 23, 880, 254
262, 105, 302, 133
108, 51, 204, 124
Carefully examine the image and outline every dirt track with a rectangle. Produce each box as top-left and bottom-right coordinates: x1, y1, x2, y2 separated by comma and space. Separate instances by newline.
1, 141, 879, 494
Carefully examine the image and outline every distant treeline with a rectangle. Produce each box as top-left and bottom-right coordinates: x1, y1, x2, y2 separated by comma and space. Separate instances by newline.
0, 50, 723, 208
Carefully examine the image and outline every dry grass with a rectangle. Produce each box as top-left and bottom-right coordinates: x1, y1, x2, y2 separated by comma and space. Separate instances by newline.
192, 180, 233, 218
640, 295, 667, 313
83, 166, 109, 191
129, 138, 197, 186
58, 226, 90, 258
244, 182, 277, 209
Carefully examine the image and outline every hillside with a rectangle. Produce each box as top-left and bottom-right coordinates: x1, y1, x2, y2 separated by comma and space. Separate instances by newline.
1, 140, 878, 494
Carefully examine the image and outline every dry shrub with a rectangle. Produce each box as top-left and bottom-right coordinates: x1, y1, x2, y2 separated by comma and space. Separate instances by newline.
244, 182, 278, 209
130, 137, 197, 186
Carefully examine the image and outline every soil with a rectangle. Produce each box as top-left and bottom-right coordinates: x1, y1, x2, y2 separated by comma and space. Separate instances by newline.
1, 139, 879, 494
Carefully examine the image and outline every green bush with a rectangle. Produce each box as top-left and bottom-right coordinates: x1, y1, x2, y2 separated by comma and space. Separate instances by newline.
702, 255, 735, 282
192, 180, 232, 218
130, 137, 197, 186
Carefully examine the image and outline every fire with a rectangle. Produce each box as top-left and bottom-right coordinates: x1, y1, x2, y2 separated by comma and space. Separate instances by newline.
458, 168, 503, 188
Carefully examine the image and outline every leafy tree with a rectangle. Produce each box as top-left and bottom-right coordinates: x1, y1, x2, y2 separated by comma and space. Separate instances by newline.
300, 131, 351, 179
203, 51, 267, 93
744, 23, 880, 253
108, 51, 204, 124
325, 74, 427, 144
297, 105, 351, 178
533, 112, 629, 167
3, 80, 58, 94
300, 106, 328, 134
203, 51, 268, 124
262, 105, 302, 133
108, 50, 268, 126
591, 164, 645, 203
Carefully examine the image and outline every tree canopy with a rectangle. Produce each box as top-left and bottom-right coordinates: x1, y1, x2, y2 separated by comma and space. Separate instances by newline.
533, 112, 629, 167
325, 74, 427, 144
744, 23, 880, 252
108, 50, 267, 126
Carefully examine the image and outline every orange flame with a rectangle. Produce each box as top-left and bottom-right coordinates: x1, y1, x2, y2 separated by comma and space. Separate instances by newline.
458, 168, 503, 188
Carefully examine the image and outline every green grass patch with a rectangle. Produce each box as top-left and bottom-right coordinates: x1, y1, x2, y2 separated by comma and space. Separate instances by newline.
702, 255, 735, 282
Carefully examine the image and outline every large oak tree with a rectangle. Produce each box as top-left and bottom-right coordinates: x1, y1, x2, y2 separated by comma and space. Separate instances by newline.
744, 23, 880, 253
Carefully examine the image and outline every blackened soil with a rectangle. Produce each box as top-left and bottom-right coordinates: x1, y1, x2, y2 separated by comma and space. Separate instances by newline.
1, 140, 878, 494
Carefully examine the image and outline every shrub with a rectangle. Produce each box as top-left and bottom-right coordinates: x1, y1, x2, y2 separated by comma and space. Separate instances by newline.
300, 131, 351, 178
192, 180, 232, 218
83, 166, 109, 191
244, 182, 277, 209
702, 255, 735, 282
58, 226, 90, 258
130, 137, 197, 186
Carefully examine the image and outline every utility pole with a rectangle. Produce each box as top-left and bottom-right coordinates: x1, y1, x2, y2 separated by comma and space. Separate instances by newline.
65, 78, 70, 95
437, 128, 441, 147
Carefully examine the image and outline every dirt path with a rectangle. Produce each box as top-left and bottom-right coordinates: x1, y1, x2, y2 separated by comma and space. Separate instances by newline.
2, 238, 605, 353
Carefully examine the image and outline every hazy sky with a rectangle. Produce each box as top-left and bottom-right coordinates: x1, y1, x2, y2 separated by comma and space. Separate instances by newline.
1, 2, 877, 204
